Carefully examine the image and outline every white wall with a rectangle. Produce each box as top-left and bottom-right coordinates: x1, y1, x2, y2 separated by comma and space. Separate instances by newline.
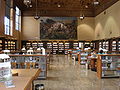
22, 17, 40, 40
95, 1, 120, 40
22, 17, 95, 40
77, 17, 95, 40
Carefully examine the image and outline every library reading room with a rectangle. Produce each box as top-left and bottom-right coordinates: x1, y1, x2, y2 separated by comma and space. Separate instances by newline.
1, 0, 120, 90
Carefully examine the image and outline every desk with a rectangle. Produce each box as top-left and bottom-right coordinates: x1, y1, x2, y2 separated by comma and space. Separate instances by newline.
0, 69, 40, 90
11, 69, 40, 77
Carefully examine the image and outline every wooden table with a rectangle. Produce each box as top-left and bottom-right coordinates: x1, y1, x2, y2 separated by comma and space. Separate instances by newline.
0, 69, 40, 90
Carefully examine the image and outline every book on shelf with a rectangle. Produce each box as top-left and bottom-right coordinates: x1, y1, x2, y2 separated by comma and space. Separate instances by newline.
0, 40, 2, 43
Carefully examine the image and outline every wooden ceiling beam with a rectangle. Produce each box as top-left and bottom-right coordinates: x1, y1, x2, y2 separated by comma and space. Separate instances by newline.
22, 7, 93, 11
22, 9, 94, 17
14, 0, 119, 17
94, 0, 119, 16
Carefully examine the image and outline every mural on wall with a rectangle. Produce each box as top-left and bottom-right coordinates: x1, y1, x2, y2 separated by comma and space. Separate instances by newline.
40, 17, 77, 39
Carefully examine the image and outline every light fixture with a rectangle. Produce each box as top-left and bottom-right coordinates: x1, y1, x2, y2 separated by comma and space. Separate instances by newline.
37, 47, 41, 50
27, 49, 33, 55
0, 54, 10, 59
85, 5, 88, 8
34, 15, 40, 20
29, 5, 33, 8
23, 0, 32, 7
79, 14, 85, 20
21, 47, 26, 51
93, 0, 99, 5
85, 3, 90, 8
2, 50, 10, 54
58, 4, 61, 8
79, 1, 85, 20
0, 54, 10, 62
34, 0, 40, 20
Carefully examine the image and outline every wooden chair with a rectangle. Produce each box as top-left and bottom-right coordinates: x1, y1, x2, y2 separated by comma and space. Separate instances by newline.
30, 62, 36, 68
20, 62, 25, 68
25, 62, 30, 69
11, 62, 17, 68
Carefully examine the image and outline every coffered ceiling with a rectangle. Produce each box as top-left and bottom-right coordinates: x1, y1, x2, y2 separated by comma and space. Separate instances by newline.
14, 0, 119, 17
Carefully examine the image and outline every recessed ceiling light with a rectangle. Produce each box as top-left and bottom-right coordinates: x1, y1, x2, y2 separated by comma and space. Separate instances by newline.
79, 14, 85, 20
30, 5, 32, 7
93, 0, 99, 5
34, 15, 40, 20
58, 4, 61, 8
93, 2, 99, 5
23, 0, 31, 5
85, 5, 88, 8
80, 16, 84, 20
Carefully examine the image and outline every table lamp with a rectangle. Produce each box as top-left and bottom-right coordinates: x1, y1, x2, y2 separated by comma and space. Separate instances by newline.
0, 54, 10, 62
102, 49, 108, 54
37, 47, 41, 50
21, 47, 26, 51
41, 47, 45, 55
36, 47, 41, 54
2, 50, 10, 54
27, 48, 33, 54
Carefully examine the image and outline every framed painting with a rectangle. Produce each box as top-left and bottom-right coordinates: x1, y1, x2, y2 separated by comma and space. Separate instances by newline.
40, 17, 77, 40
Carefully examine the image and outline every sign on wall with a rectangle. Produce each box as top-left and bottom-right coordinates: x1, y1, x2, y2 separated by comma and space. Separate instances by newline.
40, 17, 77, 40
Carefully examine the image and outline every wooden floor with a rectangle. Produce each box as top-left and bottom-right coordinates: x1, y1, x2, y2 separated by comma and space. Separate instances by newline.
34, 55, 120, 90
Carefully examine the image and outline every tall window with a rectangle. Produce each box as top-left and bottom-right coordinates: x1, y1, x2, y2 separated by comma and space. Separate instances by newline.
15, 7, 21, 30
4, 0, 11, 35
4, 17, 10, 35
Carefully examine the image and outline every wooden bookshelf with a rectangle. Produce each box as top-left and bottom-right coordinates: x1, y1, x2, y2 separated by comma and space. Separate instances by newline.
79, 51, 89, 65
73, 41, 79, 49
97, 54, 120, 79
22, 39, 120, 55
112, 40, 117, 51
4, 39, 17, 51
0, 39, 2, 51
0, 37, 17, 51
